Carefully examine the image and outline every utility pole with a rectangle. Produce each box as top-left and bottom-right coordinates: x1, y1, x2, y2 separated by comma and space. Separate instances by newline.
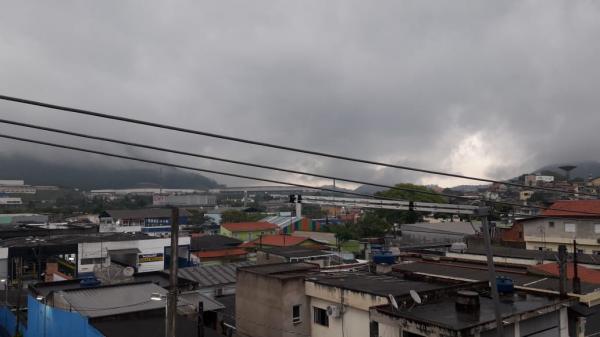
573, 240, 581, 294
167, 207, 179, 337
478, 207, 504, 337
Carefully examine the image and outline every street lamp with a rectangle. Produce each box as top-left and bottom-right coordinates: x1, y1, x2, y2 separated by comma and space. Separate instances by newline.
150, 292, 168, 337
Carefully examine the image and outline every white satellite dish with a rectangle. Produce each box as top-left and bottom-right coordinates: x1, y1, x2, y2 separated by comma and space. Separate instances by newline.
122, 267, 135, 277
409, 290, 422, 304
388, 294, 399, 310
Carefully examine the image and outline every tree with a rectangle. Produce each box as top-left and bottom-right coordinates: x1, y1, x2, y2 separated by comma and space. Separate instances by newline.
375, 183, 447, 224
355, 212, 390, 237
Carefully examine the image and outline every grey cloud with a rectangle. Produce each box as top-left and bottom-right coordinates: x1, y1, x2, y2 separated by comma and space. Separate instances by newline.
1, 1, 600, 188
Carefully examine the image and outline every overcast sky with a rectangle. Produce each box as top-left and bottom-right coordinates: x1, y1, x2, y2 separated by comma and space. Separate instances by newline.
1, 1, 599, 188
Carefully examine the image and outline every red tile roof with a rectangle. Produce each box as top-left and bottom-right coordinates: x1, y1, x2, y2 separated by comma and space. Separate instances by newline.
193, 248, 248, 258
242, 235, 310, 247
530, 262, 600, 284
221, 222, 278, 232
543, 200, 600, 217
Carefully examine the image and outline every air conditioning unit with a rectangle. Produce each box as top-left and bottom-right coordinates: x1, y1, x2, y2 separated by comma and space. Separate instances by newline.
326, 305, 342, 318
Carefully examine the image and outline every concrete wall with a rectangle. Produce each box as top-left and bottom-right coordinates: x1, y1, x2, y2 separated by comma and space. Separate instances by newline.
77, 236, 191, 274
523, 218, 600, 253
236, 270, 309, 337
306, 281, 388, 337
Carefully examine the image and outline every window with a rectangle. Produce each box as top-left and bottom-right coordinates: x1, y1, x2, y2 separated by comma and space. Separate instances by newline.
313, 307, 329, 327
593, 251, 600, 256
548, 221, 554, 228
292, 305, 301, 324
565, 223, 576, 233
595, 224, 600, 234
369, 321, 379, 337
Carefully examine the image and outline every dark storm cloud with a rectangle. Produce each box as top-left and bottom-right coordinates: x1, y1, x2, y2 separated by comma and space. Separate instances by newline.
1, 1, 599, 187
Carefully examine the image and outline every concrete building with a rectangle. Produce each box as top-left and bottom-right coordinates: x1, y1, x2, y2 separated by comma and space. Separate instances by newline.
98, 208, 190, 234
0, 196, 22, 207
305, 272, 457, 337
399, 221, 480, 244
520, 200, 600, 253
190, 234, 247, 265
220, 222, 278, 242
256, 247, 335, 266
236, 263, 319, 337
370, 284, 569, 337
176, 261, 255, 298
0, 232, 191, 282
0, 180, 36, 194
153, 193, 217, 207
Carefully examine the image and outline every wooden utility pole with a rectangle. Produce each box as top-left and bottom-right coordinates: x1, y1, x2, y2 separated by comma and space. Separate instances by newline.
167, 207, 179, 337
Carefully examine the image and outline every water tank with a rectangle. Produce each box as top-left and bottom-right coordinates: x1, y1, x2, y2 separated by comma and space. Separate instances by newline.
372, 251, 396, 265
455, 290, 480, 313
80, 277, 101, 288
496, 277, 514, 294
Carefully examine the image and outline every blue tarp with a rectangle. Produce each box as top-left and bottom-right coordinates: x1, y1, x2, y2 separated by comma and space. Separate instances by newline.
26, 296, 104, 337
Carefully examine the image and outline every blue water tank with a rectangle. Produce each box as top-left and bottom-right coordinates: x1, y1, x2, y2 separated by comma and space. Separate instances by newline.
80, 277, 101, 288
496, 276, 514, 294
373, 251, 396, 265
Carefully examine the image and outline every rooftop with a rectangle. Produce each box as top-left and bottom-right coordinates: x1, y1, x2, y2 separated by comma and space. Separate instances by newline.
462, 246, 600, 266
190, 234, 242, 251
60, 282, 176, 318
374, 288, 565, 331
394, 260, 600, 294
307, 271, 452, 297
193, 248, 248, 258
175, 261, 255, 287
0, 232, 158, 248
241, 235, 315, 247
221, 222, 278, 232
259, 246, 335, 259
542, 200, 600, 217
238, 262, 319, 279
101, 208, 191, 219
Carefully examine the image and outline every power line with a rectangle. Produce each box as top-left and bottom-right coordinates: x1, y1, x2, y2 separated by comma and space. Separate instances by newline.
0, 118, 472, 202
0, 94, 594, 198
0, 132, 599, 218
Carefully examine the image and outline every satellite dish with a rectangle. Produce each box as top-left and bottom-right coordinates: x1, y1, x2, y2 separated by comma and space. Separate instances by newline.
388, 294, 398, 310
123, 267, 135, 277
409, 290, 422, 304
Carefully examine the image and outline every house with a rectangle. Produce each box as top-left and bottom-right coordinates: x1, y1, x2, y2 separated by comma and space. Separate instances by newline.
219, 222, 278, 242
236, 263, 319, 337
98, 208, 191, 234
520, 200, 600, 253
305, 271, 461, 337
24, 281, 223, 337
256, 247, 335, 266
176, 261, 255, 298
240, 235, 325, 249
190, 234, 247, 265
0, 232, 191, 282
370, 284, 569, 337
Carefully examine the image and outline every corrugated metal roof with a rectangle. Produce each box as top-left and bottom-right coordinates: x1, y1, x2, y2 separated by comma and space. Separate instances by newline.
176, 261, 255, 288
261, 215, 301, 228
178, 291, 225, 312
61, 283, 169, 318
